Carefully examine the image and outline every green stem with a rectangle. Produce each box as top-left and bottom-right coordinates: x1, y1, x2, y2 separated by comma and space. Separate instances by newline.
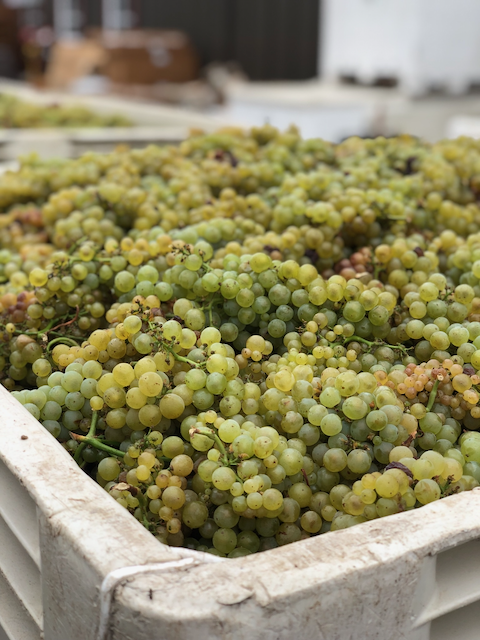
8, 306, 85, 339
73, 411, 98, 464
70, 431, 125, 458
200, 297, 222, 327
373, 262, 382, 281
190, 426, 227, 459
7, 318, 56, 338
426, 379, 440, 412
343, 336, 376, 347
45, 330, 79, 338
67, 236, 88, 255
343, 335, 410, 355
147, 318, 205, 368
95, 256, 114, 262
167, 348, 206, 368
36, 319, 57, 336
46, 336, 80, 352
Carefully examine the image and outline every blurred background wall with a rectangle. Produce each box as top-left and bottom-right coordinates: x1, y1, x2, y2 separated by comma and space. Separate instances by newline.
1, 0, 321, 81
134, 0, 319, 81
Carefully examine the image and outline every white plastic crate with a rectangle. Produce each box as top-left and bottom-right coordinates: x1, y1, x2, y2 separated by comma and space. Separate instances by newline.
0, 127, 200, 161
321, 0, 480, 96
221, 80, 407, 142
3, 383, 480, 639
0, 384, 189, 640
0, 81, 226, 160
446, 116, 480, 140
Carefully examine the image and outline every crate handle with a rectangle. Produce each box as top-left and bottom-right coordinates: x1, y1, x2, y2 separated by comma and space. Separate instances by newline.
97, 553, 223, 640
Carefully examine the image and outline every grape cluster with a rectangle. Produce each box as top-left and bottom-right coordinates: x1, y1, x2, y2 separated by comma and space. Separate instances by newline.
4, 128, 480, 556
0, 93, 131, 129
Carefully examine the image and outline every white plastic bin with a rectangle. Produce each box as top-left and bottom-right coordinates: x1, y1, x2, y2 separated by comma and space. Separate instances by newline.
222, 80, 407, 141
0, 81, 226, 160
446, 116, 480, 140
3, 383, 480, 639
0, 127, 198, 160
321, 0, 480, 96
0, 384, 186, 640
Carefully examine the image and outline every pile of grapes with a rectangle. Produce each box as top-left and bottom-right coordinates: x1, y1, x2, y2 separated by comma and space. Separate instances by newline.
0, 93, 131, 128
2, 126, 480, 557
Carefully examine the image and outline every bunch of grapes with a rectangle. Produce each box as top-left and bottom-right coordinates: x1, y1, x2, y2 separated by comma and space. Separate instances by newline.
0, 93, 131, 129
4, 127, 480, 556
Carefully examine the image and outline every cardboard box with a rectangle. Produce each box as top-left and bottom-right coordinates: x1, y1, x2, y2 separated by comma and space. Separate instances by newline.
44, 39, 107, 90
101, 30, 199, 85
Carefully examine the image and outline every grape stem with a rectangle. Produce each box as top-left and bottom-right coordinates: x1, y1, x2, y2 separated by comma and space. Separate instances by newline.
166, 348, 206, 368
200, 296, 222, 326
147, 319, 206, 368
49, 305, 79, 332
131, 490, 152, 530
70, 428, 125, 459
189, 426, 228, 463
6, 318, 57, 337
343, 336, 375, 347
46, 336, 81, 352
372, 260, 384, 281
67, 235, 88, 255
4, 307, 83, 343
73, 411, 98, 464
426, 379, 440, 412
343, 335, 410, 355
34, 318, 57, 336
301, 468, 310, 487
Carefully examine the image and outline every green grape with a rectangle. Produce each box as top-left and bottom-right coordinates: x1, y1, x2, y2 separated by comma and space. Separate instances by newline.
182, 502, 209, 528
320, 387, 341, 408
61, 371, 83, 393
320, 413, 342, 437
323, 448, 348, 473
342, 396, 369, 420
347, 450, 371, 474
98, 457, 120, 481
212, 528, 237, 554
40, 401, 62, 421
366, 410, 388, 432
414, 479, 441, 504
